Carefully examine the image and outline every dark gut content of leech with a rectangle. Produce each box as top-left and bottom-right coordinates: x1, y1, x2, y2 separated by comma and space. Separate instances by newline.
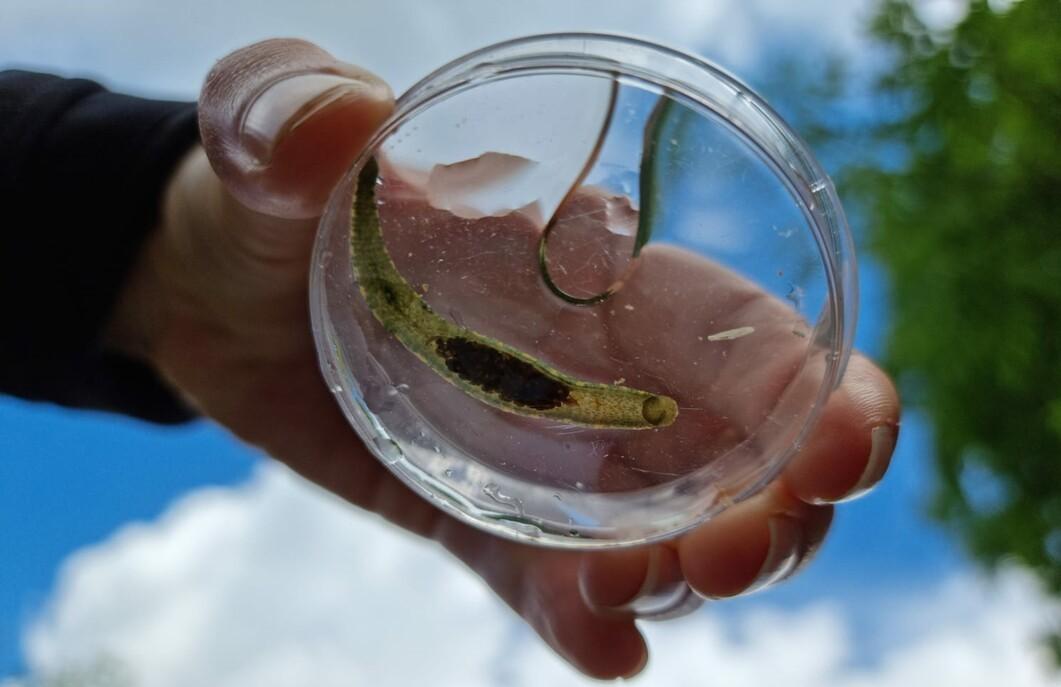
433, 337, 574, 411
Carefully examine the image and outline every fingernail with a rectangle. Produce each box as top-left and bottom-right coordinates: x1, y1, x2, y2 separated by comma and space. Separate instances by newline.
745, 515, 804, 595
592, 548, 663, 613
240, 71, 372, 165
587, 548, 702, 621
838, 424, 897, 503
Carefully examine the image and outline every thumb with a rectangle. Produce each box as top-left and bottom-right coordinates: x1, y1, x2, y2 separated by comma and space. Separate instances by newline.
199, 38, 394, 220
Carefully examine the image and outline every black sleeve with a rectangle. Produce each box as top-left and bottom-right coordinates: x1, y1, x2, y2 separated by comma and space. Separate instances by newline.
0, 70, 200, 423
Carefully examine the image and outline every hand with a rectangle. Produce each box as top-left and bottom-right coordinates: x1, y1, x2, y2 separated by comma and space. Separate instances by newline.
108, 39, 900, 680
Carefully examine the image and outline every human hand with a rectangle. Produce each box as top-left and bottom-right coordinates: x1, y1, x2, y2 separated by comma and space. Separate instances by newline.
108, 38, 900, 680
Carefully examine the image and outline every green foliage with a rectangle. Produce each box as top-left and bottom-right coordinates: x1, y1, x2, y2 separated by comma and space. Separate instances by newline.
857, 0, 1061, 603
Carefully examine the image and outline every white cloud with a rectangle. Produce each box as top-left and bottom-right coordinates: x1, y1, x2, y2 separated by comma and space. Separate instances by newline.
0, 0, 877, 99
14, 463, 1061, 687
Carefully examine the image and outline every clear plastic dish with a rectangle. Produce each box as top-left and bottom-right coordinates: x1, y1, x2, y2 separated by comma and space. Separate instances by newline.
310, 33, 857, 548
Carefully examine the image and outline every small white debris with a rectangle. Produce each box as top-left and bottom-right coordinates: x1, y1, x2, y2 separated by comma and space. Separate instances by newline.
707, 326, 756, 342
623, 304, 635, 311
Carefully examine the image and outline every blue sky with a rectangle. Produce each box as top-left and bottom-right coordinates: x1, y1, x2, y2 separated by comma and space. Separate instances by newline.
0, 404, 257, 673
2, 1, 1055, 685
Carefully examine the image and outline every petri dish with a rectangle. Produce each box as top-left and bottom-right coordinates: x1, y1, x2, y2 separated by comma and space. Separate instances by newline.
310, 33, 857, 548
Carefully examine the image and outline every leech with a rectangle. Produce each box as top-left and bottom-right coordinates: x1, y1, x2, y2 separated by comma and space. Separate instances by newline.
537, 79, 621, 306
537, 89, 678, 306
350, 157, 678, 429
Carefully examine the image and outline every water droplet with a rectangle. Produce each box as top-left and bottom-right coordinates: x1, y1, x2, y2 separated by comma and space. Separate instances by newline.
786, 283, 805, 311
386, 383, 411, 397
552, 493, 562, 501
809, 179, 828, 193
372, 436, 402, 465
574, 481, 585, 490
508, 521, 542, 538
329, 383, 344, 394
444, 468, 455, 479
483, 483, 524, 514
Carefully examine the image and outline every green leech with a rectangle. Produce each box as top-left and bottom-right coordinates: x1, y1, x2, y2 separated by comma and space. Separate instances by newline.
350, 157, 678, 429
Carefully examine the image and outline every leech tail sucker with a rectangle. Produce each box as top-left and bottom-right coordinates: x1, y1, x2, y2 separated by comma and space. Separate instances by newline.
350, 156, 677, 430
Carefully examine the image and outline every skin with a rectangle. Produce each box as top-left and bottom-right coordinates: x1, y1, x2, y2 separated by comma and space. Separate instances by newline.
106, 39, 901, 680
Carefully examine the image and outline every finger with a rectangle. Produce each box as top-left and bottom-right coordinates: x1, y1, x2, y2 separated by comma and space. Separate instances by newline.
782, 353, 900, 504
678, 482, 833, 598
199, 37, 394, 219
434, 521, 649, 680
579, 544, 699, 619
526, 558, 649, 679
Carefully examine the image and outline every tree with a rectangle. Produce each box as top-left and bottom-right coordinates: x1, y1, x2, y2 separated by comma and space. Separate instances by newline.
855, 0, 1061, 636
